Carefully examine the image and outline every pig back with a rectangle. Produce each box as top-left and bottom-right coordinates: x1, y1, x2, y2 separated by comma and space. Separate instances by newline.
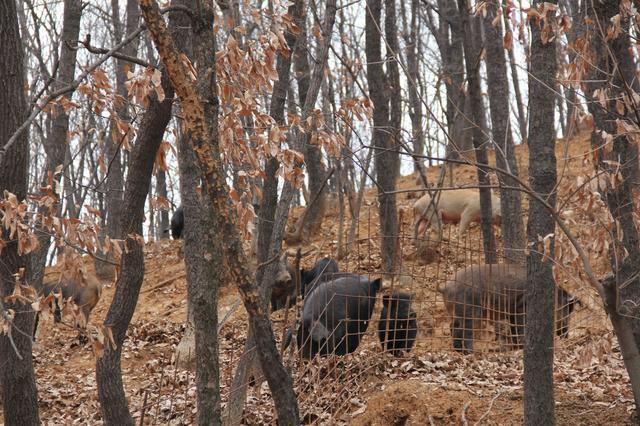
441, 264, 527, 314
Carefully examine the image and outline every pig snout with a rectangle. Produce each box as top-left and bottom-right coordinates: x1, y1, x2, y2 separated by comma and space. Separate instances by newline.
271, 253, 296, 312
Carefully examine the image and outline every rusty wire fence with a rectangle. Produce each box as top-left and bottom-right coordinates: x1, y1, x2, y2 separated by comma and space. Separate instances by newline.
220, 203, 612, 424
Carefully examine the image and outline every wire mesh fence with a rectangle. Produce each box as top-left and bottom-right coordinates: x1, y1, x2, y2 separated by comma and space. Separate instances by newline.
220, 203, 612, 424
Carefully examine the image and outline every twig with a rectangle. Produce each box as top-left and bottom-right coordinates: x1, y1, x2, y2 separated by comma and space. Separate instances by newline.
79, 35, 152, 68
218, 299, 241, 333
474, 390, 503, 426
142, 272, 187, 293
256, 252, 282, 270
0, 25, 147, 168
461, 401, 470, 426
0, 299, 24, 360
139, 389, 149, 426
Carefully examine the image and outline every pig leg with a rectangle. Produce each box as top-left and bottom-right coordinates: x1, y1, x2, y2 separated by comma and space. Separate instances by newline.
451, 301, 481, 353
434, 209, 444, 242
458, 208, 474, 237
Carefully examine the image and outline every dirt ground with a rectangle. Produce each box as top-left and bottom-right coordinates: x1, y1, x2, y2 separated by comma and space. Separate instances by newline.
1, 130, 636, 424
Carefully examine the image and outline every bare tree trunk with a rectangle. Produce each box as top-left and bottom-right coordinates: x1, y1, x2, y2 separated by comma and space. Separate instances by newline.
156, 168, 169, 238
403, 0, 424, 173
289, 7, 328, 241
29, 0, 83, 290
95, 57, 174, 426
0, 2, 39, 423
458, 0, 497, 263
562, 0, 582, 139
586, 0, 640, 373
224, 1, 305, 422
96, 0, 140, 280
503, 7, 528, 144
426, 0, 472, 159
366, 0, 399, 273
140, 0, 304, 422
481, 0, 525, 264
187, 4, 224, 421
385, 0, 401, 179
523, 1, 558, 423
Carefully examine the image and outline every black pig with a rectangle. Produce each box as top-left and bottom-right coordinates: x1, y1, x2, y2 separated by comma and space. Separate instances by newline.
300, 257, 340, 297
169, 206, 184, 239
294, 275, 382, 358
378, 291, 417, 356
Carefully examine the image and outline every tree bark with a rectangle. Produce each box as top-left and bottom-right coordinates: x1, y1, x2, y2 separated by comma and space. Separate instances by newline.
95, 60, 174, 426
29, 0, 83, 290
96, 0, 141, 280
385, 0, 401, 178
503, 6, 528, 144
138, 1, 301, 423
481, 0, 525, 263
366, 0, 399, 273
427, 0, 473, 159
523, 1, 558, 424
156, 168, 169, 239
458, 0, 497, 263
290, 4, 329, 242
403, 0, 424, 173
0, 1, 39, 423
183, 2, 224, 422
585, 0, 640, 388
225, 1, 305, 422
562, 0, 582, 139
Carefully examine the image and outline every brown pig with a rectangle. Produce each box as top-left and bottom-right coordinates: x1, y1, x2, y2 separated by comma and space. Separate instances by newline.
438, 264, 580, 353
33, 271, 102, 339
412, 189, 501, 241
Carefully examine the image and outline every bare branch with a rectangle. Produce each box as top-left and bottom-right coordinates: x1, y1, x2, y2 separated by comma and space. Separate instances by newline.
0, 25, 146, 168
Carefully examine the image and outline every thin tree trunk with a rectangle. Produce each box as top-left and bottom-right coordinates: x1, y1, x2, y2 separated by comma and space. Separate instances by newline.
585, 4, 640, 405
403, 0, 424, 173
156, 169, 169, 238
366, 0, 398, 273
524, 1, 558, 423
503, 6, 528, 144
95, 57, 175, 426
458, 0, 497, 263
291, 6, 328, 241
385, 0, 401, 179
178, 1, 224, 422
563, 0, 582, 138
0, 1, 39, 423
29, 0, 83, 290
225, 1, 305, 422
481, 0, 525, 263
139, 1, 304, 423
96, 0, 140, 280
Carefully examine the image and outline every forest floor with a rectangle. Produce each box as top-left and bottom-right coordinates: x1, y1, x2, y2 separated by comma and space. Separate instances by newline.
1, 130, 636, 425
